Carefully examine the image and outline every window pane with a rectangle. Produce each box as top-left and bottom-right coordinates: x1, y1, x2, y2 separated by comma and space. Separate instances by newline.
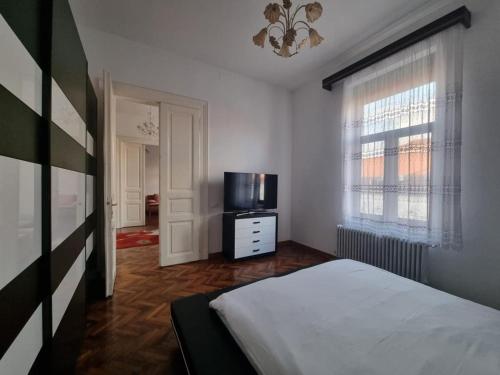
361, 192, 384, 216
398, 194, 428, 222
363, 82, 436, 136
398, 133, 431, 221
360, 141, 384, 216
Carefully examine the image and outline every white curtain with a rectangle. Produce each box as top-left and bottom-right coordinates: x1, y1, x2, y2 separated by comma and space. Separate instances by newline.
342, 25, 463, 249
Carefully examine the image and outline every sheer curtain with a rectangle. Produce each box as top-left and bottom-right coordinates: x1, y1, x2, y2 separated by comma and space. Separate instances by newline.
342, 25, 463, 249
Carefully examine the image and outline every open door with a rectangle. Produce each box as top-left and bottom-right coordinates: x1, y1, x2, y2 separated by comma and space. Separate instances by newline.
103, 71, 117, 296
119, 140, 145, 227
160, 103, 203, 266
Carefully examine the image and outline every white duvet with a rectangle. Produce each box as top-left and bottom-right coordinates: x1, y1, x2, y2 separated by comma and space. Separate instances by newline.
209, 260, 500, 375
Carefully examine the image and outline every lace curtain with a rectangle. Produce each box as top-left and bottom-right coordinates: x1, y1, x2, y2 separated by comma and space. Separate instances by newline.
342, 26, 463, 249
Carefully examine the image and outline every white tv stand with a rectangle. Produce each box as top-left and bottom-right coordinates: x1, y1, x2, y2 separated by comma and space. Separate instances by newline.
222, 212, 278, 260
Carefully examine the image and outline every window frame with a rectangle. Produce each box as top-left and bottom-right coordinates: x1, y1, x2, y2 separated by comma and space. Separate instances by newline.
359, 110, 434, 225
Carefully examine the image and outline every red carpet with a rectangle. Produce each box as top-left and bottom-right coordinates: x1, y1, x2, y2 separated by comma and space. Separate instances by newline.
116, 230, 159, 249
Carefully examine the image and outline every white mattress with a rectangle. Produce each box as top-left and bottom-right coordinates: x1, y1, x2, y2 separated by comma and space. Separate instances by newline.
209, 260, 500, 375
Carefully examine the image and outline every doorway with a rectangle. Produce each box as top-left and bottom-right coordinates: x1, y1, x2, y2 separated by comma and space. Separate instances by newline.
103, 76, 208, 297
115, 99, 160, 252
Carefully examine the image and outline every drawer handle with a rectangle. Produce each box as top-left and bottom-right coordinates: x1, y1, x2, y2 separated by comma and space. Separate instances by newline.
252, 230, 260, 234
252, 249, 260, 253
252, 240, 260, 243
253, 221, 261, 224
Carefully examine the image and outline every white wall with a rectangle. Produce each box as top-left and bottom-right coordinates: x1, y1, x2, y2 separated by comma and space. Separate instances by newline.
291, 82, 343, 253
78, 27, 292, 253
291, 0, 500, 309
145, 145, 159, 196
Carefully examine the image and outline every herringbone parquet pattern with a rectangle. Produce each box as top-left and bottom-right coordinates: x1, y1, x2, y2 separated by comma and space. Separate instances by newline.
76, 242, 333, 375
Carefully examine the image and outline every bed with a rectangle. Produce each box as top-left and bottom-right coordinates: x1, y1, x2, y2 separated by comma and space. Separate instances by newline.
171, 260, 500, 375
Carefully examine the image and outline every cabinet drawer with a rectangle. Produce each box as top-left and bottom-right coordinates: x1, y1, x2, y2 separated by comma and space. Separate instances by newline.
235, 216, 276, 230
235, 233, 275, 249
235, 224, 275, 239
235, 242, 275, 259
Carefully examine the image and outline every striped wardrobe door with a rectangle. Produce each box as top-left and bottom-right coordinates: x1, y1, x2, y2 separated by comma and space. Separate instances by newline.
0, 1, 48, 373
0, 0, 98, 373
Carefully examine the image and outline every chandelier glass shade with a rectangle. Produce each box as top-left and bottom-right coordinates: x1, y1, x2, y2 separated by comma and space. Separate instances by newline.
253, 1, 324, 58
137, 106, 159, 137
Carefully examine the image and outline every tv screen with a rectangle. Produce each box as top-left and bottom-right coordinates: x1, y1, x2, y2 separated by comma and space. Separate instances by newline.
224, 172, 278, 212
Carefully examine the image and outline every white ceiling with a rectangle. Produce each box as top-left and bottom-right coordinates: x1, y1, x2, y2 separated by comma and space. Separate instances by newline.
70, 0, 440, 89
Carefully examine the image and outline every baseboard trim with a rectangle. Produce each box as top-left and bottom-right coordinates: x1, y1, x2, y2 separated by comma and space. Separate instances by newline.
208, 241, 335, 260
277, 240, 293, 247
279, 240, 336, 260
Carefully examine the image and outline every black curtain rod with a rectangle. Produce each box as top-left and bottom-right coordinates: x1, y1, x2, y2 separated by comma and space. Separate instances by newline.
322, 6, 471, 91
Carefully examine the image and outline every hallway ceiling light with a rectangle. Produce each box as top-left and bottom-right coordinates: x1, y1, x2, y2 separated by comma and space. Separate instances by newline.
137, 106, 158, 137
253, 1, 324, 58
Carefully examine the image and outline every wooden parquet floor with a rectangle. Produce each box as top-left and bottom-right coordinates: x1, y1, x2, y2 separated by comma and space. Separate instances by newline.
76, 242, 333, 375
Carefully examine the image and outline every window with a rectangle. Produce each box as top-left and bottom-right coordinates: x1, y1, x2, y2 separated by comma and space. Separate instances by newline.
342, 26, 463, 248
360, 82, 435, 222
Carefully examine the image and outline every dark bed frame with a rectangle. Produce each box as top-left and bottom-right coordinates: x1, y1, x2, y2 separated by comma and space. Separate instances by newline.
171, 285, 256, 375
170, 266, 318, 375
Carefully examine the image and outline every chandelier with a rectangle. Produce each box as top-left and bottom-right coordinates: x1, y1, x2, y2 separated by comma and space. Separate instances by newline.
253, 1, 324, 58
137, 106, 158, 137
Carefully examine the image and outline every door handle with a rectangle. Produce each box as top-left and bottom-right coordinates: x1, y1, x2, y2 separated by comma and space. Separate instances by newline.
252, 249, 260, 253
252, 230, 260, 234
252, 240, 260, 243
253, 221, 261, 224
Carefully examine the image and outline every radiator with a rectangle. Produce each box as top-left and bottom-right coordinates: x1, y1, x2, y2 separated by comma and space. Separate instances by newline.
336, 225, 426, 282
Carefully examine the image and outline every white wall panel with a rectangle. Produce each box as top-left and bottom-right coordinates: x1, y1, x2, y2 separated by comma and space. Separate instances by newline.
52, 248, 85, 335
0, 15, 42, 115
0, 156, 42, 290
0, 304, 43, 375
51, 167, 85, 250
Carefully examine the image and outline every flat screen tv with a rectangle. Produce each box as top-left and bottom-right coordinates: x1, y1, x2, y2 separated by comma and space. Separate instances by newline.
224, 172, 278, 212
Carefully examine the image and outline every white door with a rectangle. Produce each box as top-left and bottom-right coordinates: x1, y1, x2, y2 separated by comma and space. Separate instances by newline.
119, 141, 145, 227
104, 71, 117, 296
160, 103, 202, 266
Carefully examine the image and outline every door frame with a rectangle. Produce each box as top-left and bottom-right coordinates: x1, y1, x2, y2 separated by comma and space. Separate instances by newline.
106, 81, 209, 264
103, 72, 117, 297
